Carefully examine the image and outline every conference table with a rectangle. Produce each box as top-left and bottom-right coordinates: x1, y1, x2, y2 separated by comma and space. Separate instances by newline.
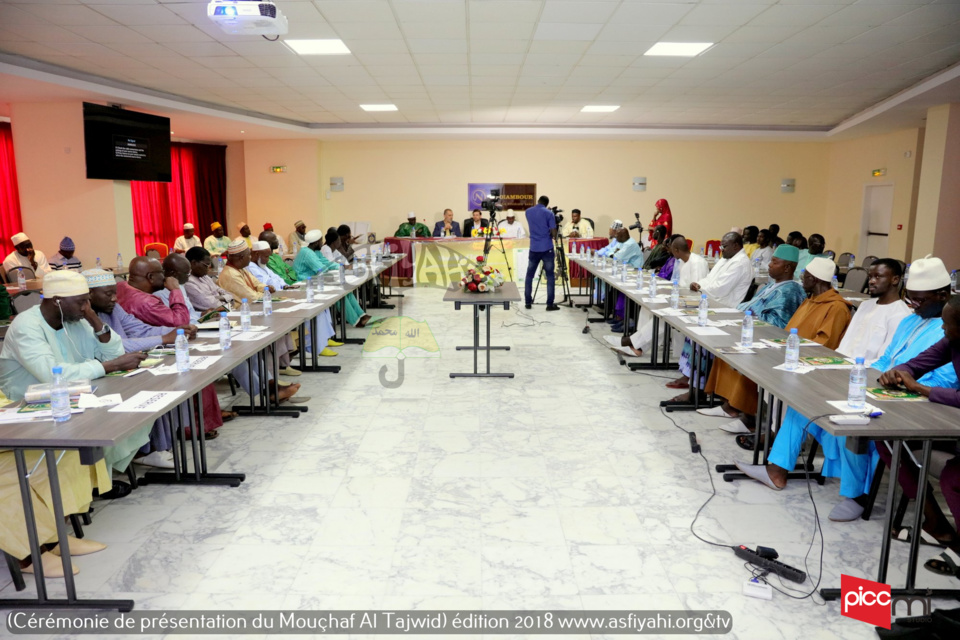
0, 255, 400, 612
443, 282, 521, 379
570, 255, 960, 602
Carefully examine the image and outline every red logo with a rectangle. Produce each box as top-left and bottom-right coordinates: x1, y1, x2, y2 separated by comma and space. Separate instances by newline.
842, 574, 891, 629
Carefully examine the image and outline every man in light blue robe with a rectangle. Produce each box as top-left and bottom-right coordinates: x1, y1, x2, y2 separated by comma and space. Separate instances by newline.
294, 230, 373, 328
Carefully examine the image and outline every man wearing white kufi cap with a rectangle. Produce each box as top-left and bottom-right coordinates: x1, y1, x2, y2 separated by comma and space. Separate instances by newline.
596, 220, 623, 257
173, 222, 201, 254
3, 232, 51, 280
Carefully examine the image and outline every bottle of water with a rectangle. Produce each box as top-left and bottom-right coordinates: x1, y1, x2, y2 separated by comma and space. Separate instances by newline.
620, 263, 626, 283
753, 257, 761, 278
648, 272, 657, 298
697, 293, 708, 327
700, 246, 704, 256
784, 328, 800, 371
240, 298, 251, 331
572, 242, 578, 256
306, 277, 315, 302
848, 254, 855, 269
338, 263, 346, 286
848, 357, 867, 410
832, 275, 839, 290
670, 282, 680, 309
741, 310, 754, 348
952, 270, 958, 293
262, 287, 272, 316
635, 269, 643, 291
96, 257, 102, 269
218, 311, 231, 350
116, 252, 123, 270
50, 366, 71, 423
904, 263, 911, 285
16, 269, 26, 291
175, 328, 190, 373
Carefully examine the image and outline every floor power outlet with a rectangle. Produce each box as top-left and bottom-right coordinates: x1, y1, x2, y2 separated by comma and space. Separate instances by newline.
743, 578, 773, 600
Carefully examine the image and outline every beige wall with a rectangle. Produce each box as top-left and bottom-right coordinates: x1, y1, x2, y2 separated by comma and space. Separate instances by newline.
9, 101, 135, 268
913, 104, 960, 271
224, 141, 247, 235
236, 139, 322, 242
824, 127, 922, 260
318, 139, 829, 250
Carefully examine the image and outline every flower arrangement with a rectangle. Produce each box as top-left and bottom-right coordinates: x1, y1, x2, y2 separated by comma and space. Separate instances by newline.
460, 256, 505, 293
470, 227, 500, 237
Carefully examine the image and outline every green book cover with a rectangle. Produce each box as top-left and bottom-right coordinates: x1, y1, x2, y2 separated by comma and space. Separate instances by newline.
867, 387, 924, 401
800, 356, 850, 367
362, 317, 440, 359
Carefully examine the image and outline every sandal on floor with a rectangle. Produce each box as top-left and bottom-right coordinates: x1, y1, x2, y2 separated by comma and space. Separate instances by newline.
736, 434, 762, 451
924, 550, 960, 577
891, 526, 946, 548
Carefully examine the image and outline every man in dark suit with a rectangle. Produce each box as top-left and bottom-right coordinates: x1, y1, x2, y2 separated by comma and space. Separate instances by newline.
463, 209, 489, 238
433, 209, 463, 237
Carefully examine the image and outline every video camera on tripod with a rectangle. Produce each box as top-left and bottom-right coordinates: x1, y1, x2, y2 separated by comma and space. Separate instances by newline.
481, 189, 502, 220
550, 206, 564, 226
628, 212, 643, 230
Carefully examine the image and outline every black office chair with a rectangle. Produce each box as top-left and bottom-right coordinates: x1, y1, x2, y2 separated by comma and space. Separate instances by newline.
11, 290, 41, 315
4, 266, 35, 283
861, 255, 878, 268
584, 218, 596, 234
862, 443, 955, 523
843, 267, 869, 293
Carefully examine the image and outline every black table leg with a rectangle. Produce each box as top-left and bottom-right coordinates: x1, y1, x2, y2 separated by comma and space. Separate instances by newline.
451, 302, 514, 378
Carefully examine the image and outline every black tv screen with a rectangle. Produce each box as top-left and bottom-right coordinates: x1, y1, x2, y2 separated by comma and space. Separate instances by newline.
83, 102, 171, 182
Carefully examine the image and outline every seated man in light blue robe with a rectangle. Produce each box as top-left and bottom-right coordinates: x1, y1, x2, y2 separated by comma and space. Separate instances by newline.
294, 229, 374, 328
736, 256, 957, 522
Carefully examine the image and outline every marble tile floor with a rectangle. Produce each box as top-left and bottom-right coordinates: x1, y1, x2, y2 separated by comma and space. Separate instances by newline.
2, 286, 958, 640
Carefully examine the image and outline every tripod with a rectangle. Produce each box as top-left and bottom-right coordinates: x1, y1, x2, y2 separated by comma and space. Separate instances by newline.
481, 211, 514, 282
531, 232, 572, 306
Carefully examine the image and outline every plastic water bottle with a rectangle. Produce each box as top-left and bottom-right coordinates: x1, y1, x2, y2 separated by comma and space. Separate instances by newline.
116, 252, 123, 269
50, 366, 71, 423
952, 270, 958, 292
96, 257, 102, 269
848, 357, 867, 410
339, 263, 346, 286
218, 311, 231, 350
262, 287, 272, 316
318, 273, 325, 293
240, 298, 251, 332
16, 269, 26, 291
620, 263, 626, 283
904, 263, 911, 285
700, 246, 704, 256
175, 328, 190, 373
848, 254, 855, 269
753, 257, 761, 278
635, 269, 643, 291
306, 277, 315, 302
670, 282, 680, 309
648, 273, 657, 298
572, 242, 578, 256
784, 328, 800, 371
832, 275, 839, 290
741, 310, 754, 348
697, 293, 708, 327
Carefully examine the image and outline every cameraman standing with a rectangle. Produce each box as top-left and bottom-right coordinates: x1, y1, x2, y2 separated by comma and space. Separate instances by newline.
524, 195, 560, 311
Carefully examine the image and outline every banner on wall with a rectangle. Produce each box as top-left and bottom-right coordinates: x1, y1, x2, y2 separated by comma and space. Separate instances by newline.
467, 183, 537, 212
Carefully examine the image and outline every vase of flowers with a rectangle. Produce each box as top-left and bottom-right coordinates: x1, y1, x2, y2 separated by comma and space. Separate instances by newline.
460, 256, 505, 293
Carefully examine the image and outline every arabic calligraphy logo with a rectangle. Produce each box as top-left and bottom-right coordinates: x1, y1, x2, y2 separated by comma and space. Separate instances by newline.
364, 316, 440, 388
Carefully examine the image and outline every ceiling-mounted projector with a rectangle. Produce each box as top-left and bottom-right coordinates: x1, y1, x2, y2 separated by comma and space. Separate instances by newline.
207, 1, 288, 36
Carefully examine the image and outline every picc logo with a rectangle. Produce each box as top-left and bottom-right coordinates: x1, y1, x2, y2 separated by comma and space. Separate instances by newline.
841, 574, 931, 629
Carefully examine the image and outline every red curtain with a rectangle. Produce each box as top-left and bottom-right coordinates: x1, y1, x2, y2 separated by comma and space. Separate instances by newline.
131, 142, 226, 252
0, 123, 24, 258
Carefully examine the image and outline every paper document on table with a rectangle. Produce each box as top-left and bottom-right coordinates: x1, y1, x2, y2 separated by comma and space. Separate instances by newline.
772, 362, 815, 374
309, 294, 338, 301
226, 311, 263, 318
189, 355, 222, 370
197, 320, 238, 329
232, 331, 273, 341
826, 400, 880, 414
196, 330, 219, 338
641, 297, 669, 303
688, 327, 728, 336
192, 343, 223, 352
717, 346, 755, 355
297, 302, 324, 309
711, 308, 741, 313
653, 308, 685, 317
77, 393, 122, 409
761, 338, 820, 348
109, 391, 185, 413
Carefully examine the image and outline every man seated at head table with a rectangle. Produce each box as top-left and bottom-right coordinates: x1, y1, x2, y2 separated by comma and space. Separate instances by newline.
203, 222, 230, 258
0, 271, 147, 502
3, 232, 51, 280
433, 209, 462, 238
173, 223, 201, 254
463, 209, 489, 238
119, 256, 233, 425
608, 235, 711, 357
561, 209, 594, 239
667, 232, 755, 399
84, 267, 194, 470
293, 230, 377, 329
218, 239, 302, 377
874, 295, 960, 575
498, 210, 526, 239
49, 237, 82, 271
158, 254, 303, 401
395, 212, 431, 238
732, 258, 925, 522
699, 256, 851, 430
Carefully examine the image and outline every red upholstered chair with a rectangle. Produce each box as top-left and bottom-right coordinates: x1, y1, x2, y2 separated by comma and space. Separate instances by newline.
143, 242, 169, 259
686, 239, 693, 251
705, 239, 721, 255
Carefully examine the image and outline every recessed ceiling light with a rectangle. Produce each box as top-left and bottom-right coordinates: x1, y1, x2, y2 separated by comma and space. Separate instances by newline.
240, 130, 245, 133
284, 39, 351, 55
360, 104, 398, 112
581, 105, 619, 113
644, 42, 713, 57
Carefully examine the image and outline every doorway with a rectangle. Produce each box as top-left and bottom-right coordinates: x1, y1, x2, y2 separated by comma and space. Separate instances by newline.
860, 183, 894, 262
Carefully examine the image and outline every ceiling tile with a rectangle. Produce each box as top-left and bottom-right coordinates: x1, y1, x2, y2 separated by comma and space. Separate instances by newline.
680, 3, 770, 27
64, 25, 151, 43
658, 24, 738, 41
406, 39, 469, 53
314, 0, 396, 22
347, 40, 411, 53
280, 1, 328, 22
131, 25, 215, 43
402, 21, 468, 39
538, 1, 618, 23
414, 53, 468, 65
86, 4, 187, 26
394, 1, 466, 23
333, 22, 404, 39
468, 1, 543, 23
17, 4, 117, 26
468, 21, 536, 39
747, 4, 844, 28
526, 40, 591, 54
595, 22, 668, 42
534, 23, 603, 41
7, 24, 91, 43
723, 26, 806, 44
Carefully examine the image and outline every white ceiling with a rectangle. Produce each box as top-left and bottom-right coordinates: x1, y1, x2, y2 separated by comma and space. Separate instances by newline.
1, 0, 959, 130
